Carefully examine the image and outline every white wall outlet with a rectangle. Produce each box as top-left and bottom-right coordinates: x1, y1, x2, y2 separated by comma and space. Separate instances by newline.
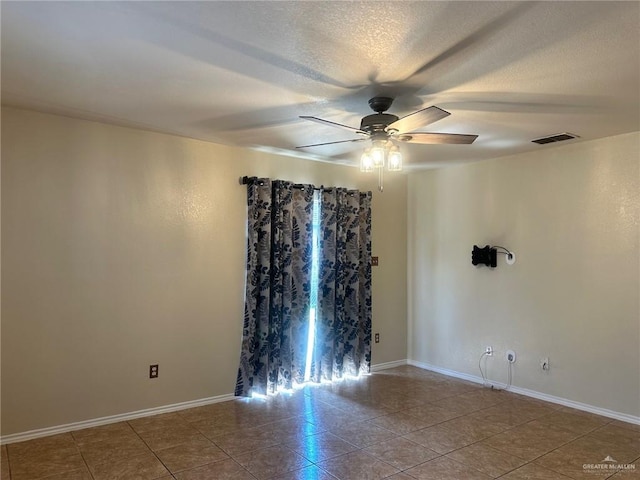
541, 357, 550, 371
506, 350, 516, 363
485, 346, 493, 356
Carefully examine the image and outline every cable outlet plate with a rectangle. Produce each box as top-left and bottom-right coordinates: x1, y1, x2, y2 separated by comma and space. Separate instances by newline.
506, 350, 516, 363
541, 357, 550, 371
485, 346, 493, 356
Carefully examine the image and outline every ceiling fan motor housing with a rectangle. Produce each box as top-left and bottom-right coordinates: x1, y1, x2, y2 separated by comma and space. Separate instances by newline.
360, 113, 399, 134
368, 96, 394, 113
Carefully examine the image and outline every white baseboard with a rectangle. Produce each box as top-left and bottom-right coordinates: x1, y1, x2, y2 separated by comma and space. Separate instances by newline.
408, 359, 640, 426
371, 359, 408, 372
3, 361, 409, 444
5, 359, 638, 444
1, 393, 236, 445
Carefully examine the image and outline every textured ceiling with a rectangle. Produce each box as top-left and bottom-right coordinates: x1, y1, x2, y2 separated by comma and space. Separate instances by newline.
2, 1, 639, 169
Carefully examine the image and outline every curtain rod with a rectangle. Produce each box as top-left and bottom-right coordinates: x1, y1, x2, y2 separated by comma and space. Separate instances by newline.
239, 176, 257, 185
238, 176, 364, 196
239, 176, 332, 191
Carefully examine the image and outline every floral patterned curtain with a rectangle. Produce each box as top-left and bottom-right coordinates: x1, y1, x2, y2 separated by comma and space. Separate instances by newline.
312, 189, 372, 382
235, 179, 314, 396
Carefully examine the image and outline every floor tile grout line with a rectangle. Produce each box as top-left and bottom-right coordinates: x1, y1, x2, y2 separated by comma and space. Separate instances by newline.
4, 444, 13, 480
7, 434, 92, 480
127, 420, 191, 479
77, 447, 97, 480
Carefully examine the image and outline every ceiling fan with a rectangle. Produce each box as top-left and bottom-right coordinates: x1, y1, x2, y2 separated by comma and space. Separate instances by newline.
296, 96, 478, 150
297, 96, 478, 191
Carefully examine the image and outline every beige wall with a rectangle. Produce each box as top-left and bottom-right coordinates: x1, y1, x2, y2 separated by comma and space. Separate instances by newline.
1, 106, 407, 436
408, 132, 640, 417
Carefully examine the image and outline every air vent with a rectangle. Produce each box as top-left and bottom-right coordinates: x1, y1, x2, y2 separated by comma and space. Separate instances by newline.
532, 132, 580, 145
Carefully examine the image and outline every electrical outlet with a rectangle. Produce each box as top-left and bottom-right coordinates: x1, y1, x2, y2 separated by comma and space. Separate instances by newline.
149, 364, 159, 378
485, 346, 493, 356
374, 333, 380, 343
506, 350, 516, 363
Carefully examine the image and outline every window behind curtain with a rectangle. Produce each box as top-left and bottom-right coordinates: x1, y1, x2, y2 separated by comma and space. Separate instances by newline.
304, 190, 321, 382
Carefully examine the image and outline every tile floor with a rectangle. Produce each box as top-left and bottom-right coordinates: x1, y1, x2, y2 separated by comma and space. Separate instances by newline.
2, 365, 639, 479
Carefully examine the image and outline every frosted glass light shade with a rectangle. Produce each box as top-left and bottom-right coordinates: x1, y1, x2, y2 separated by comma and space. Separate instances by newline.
360, 150, 374, 172
371, 146, 385, 168
388, 148, 402, 171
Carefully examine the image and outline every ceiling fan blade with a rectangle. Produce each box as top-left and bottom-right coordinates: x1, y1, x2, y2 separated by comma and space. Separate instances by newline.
387, 106, 450, 134
401, 3, 535, 88
299, 116, 364, 133
398, 132, 478, 145
296, 138, 367, 149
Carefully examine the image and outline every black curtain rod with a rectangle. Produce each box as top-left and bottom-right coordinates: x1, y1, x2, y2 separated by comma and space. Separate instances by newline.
239, 176, 333, 191
239, 176, 363, 196
239, 176, 258, 185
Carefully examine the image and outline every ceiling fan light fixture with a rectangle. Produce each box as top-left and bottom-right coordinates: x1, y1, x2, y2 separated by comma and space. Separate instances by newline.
388, 147, 402, 171
360, 150, 374, 172
371, 140, 386, 168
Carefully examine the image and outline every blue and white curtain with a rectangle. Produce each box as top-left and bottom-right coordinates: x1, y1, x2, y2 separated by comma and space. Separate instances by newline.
235, 179, 372, 397
235, 179, 314, 396
311, 189, 372, 382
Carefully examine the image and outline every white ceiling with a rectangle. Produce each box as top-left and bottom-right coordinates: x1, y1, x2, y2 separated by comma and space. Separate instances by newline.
2, 1, 639, 169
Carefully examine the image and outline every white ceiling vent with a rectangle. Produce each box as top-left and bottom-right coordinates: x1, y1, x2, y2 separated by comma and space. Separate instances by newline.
532, 133, 580, 145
